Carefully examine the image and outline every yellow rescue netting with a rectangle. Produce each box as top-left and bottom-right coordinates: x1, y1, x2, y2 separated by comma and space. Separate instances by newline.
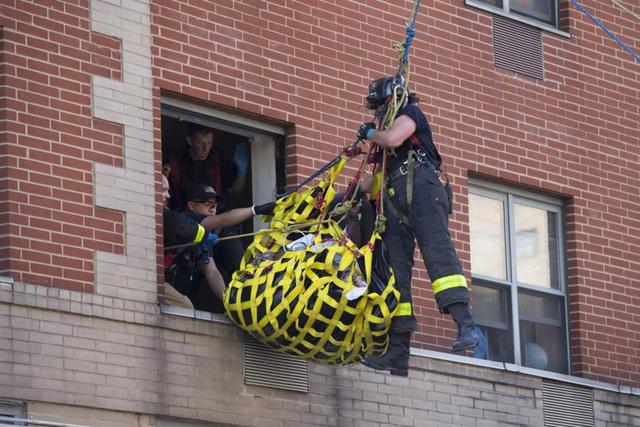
224, 157, 399, 364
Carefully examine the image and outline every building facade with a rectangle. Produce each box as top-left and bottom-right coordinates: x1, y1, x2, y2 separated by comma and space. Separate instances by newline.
0, 0, 638, 426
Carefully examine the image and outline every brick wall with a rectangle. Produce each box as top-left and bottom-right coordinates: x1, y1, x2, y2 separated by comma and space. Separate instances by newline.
1, 0, 639, 388
0, 0, 126, 292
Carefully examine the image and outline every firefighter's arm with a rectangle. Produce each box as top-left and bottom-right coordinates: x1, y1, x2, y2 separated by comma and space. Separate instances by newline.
199, 202, 275, 231
163, 208, 207, 245
199, 207, 253, 231
364, 115, 416, 149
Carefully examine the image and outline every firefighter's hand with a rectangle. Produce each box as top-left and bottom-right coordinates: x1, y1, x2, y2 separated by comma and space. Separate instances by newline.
356, 122, 376, 140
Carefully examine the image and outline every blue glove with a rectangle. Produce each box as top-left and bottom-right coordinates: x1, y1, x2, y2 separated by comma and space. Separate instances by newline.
233, 143, 250, 175
356, 122, 376, 140
204, 232, 219, 246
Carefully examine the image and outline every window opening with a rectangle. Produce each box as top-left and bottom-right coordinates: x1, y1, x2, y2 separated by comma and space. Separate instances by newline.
161, 101, 285, 316
469, 182, 569, 374
466, 0, 566, 32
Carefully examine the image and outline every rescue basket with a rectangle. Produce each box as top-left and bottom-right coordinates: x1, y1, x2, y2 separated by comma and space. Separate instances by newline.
224, 157, 399, 364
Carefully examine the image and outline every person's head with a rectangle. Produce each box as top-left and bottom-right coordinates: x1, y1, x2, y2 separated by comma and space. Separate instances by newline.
186, 123, 215, 161
185, 183, 220, 215
364, 76, 419, 114
162, 173, 171, 208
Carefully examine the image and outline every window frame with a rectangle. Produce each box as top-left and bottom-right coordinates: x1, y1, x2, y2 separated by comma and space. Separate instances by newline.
465, 0, 570, 37
469, 179, 570, 373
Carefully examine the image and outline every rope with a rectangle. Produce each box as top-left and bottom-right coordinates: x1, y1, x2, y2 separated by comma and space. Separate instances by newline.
164, 219, 335, 251
277, 140, 363, 199
569, 0, 639, 61
612, 0, 640, 22
394, 0, 422, 77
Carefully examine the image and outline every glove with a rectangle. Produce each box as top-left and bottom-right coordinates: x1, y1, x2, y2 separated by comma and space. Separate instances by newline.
233, 143, 250, 175
356, 122, 376, 140
252, 202, 276, 216
203, 232, 219, 245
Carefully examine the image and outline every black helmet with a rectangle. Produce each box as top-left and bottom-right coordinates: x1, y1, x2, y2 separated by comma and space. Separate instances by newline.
366, 77, 399, 109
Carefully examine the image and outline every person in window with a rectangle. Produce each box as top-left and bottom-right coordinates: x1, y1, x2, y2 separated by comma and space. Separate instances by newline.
165, 123, 250, 282
163, 176, 274, 312
166, 123, 248, 210
356, 77, 478, 377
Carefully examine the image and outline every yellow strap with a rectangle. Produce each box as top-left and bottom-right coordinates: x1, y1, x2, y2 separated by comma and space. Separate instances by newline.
432, 274, 467, 294
394, 302, 413, 317
192, 224, 206, 243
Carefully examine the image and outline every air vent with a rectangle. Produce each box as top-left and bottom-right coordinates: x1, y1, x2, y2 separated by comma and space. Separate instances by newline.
542, 380, 594, 427
493, 16, 544, 79
0, 399, 26, 426
243, 334, 309, 393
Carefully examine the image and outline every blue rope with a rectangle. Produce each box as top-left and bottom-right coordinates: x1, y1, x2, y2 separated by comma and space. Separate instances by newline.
569, 0, 639, 61
401, 0, 422, 64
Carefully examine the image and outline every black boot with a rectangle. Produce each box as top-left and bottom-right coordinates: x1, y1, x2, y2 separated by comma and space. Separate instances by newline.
448, 302, 479, 352
361, 332, 411, 377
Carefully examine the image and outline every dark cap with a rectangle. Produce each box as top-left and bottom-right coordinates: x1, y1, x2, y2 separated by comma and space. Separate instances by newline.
185, 183, 220, 202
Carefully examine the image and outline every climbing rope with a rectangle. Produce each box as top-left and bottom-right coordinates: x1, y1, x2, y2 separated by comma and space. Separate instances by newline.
570, 0, 639, 61
612, 0, 640, 22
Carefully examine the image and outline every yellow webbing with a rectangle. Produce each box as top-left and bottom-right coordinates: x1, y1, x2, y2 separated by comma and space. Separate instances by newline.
224, 158, 400, 365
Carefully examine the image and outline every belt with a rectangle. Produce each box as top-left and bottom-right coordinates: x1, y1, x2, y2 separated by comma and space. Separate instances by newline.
388, 148, 440, 182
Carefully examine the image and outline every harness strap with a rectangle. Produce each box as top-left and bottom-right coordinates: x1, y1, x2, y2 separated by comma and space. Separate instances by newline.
384, 188, 411, 226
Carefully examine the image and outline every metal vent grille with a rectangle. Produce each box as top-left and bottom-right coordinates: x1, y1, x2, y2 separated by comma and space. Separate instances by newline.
243, 334, 309, 393
542, 380, 594, 427
493, 16, 544, 79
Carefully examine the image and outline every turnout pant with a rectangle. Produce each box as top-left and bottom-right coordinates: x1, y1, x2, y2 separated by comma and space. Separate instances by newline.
383, 163, 469, 333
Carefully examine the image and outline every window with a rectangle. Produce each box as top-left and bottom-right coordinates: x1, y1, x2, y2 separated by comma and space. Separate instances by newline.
469, 181, 568, 374
467, 0, 559, 29
160, 98, 286, 316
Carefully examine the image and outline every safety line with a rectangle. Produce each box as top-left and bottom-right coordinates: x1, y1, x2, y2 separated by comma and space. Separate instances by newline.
570, 0, 639, 61
612, 0, 640, 22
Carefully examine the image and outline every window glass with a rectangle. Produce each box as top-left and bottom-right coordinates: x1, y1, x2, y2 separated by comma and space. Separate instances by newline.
514, 204, 559, 289
519, 291, 567, 373
469, 193, 507, 280
473, 284, 509, 328
466, 0, 558, 29
511, 0, 555, 24
476, 0, 504, 7
473, 283, 514, 364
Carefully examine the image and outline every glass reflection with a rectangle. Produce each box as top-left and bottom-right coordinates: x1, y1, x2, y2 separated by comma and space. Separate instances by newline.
514, 204, 558, 289
470, 194, 507, 280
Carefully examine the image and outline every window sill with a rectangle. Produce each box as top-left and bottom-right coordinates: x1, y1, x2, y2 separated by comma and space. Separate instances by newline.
411, 347, 640, 396
159, 304, 638, 396
465, 0, 571, 38
159, 304, 233, 324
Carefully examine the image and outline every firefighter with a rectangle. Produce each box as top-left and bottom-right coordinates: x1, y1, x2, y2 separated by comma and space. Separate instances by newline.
162, 174, 274, 308
357, 77, 478, 376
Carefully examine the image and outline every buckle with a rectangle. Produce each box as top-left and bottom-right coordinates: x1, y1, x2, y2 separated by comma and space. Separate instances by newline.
399, 164, 409, 176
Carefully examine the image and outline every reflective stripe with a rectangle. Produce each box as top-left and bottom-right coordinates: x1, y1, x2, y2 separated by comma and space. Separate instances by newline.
394, 302, 413, 317
432, 274, 467, 294
193, 224, 206, 243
